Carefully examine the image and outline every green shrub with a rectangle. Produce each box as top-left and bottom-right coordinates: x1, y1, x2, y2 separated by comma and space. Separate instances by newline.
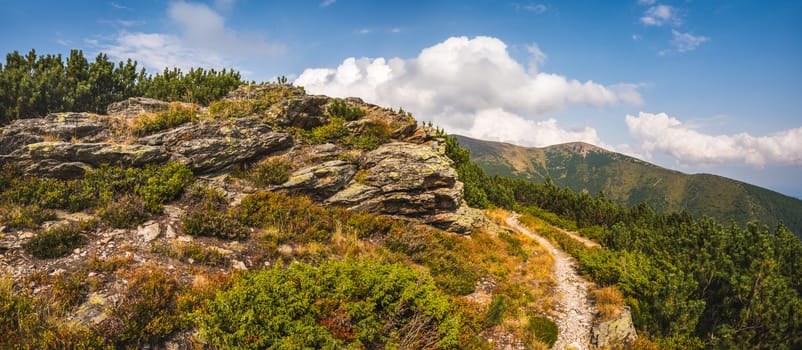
182, 186, 248, 239
328, 99, 365, 121
196, 259, 461, 349
23, 221, 94, 259
96, 264, 186, 348
525, 314, 558, 347
345, 122, 391, 150
307, 117, 350, 144
98, 195, 148, 228
238, 191, 339, 243
246, 158, 291, 186
484, 295, 507, 328
135, 162, 195, 212
0, 204, 55, 229
131, 103, 199, 135
384, 228, 480, 296
178, 243, 228, 267
0, 277, 43, 346
208, 99, 256, 118
183, 210, 248, 239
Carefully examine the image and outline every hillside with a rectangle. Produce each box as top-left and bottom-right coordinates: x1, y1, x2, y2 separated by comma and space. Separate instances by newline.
455, 135, 802, 237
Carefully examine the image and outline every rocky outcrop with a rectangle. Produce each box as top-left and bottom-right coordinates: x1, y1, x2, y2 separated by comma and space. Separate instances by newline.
323, 142, 476, 232
137, 118, 292, 173
0, 114, 292, 177
106, 97, 170, 117
590, 306, 638, 348
0, 87, 482, 233
278, 160, 358, 200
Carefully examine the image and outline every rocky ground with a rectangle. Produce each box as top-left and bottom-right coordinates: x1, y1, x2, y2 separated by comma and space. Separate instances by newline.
506, 214, 596, 350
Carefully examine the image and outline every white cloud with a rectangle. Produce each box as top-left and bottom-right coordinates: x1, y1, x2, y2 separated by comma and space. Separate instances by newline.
671, 29, 709, 52
390, 28, 402, 33
110, 2, 129, 10
320, 0, 336, 8
526, 43, 547, 73
524, 3, 547, 14
99, 1, 282, 72
637, 0, 656, 5
296, 36, 640, 146
626, 112, 802, 167
356, 28, 372, 34
640, 5, 680, 26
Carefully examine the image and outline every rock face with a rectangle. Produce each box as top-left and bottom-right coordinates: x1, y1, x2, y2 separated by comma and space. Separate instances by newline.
590, 306, 638, 348
0, 87, 481, 233
106, 97, 170, 117
136, 118, 292, 173
323, 142, 476, 232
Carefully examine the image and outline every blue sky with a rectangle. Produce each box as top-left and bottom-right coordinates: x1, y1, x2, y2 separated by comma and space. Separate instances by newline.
2, 0, 801, 197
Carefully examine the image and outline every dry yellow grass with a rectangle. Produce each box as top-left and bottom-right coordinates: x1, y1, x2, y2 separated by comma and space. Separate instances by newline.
593, 286, 624, 321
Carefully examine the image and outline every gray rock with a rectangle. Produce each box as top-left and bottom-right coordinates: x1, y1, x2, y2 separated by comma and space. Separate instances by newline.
277, 160, 357, 200
277, 95, 329, 129
26, 142, 168, 167
361, 142, 456, 193
106, 97, 170, 117
137, 222, 161, 242
137, 118, 293, 173
590, 306, 638, 348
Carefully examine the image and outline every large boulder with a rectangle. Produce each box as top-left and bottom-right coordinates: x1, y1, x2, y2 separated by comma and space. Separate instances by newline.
106, 97, 170, 117
0, 113, 109, 155
137, 117, 292, 173
326, 142, 475, 233
590, 306, 638, 348
26, 142, 168, 167
277, 160, 358, 200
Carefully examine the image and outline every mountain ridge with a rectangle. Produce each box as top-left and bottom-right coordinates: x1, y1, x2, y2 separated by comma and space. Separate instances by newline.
455, 134, 802, 237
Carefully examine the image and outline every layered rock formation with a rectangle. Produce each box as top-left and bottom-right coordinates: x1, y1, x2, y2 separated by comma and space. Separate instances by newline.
0, 85, 482, 233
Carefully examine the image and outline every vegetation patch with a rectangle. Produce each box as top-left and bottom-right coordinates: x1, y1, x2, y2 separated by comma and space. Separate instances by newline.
524, 314, 558, 348
195, 259, 461, 349
0, 204, 55, 230
130, 102, 200, 135
23, 220, 95, 259
98, 194, 148, 228
328, 99, 365, 121
182, 186, 248, 239
243, 157, 292, 187
96, 264, 187, 348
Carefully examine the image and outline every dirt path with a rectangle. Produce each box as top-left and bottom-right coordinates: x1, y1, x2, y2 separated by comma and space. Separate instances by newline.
558, 228, 600, 249
506, 214, 596, 350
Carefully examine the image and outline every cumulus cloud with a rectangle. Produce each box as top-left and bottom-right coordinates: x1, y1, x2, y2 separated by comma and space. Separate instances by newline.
296, 36, 640, 146
670, 29, 709, 52
100, 1, 282, 72
626, 112, 802, 167
640, 5, 680, 26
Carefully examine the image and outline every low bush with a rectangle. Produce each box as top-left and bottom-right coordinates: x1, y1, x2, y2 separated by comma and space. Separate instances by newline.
246, 158, 291, 186
328, 99, 365, 121
524, 314, 558, 348
195, 259, 461, 349
182, 186, 248, 239
177, 243, 228, 267
484, 295, 508, 328
131, 103, 199, 135
98, 195, 148, 228
208, 99, 257, 118
96, 264, 186, 348
0, 204, 55, 230
24, 221, 95, 259
238, 191, 339, 243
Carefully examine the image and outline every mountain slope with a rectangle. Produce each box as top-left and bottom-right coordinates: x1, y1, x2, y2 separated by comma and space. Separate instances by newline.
455, 135, 802, 237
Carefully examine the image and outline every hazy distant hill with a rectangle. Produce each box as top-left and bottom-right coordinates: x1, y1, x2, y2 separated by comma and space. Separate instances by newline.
455, 135, 802, 237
